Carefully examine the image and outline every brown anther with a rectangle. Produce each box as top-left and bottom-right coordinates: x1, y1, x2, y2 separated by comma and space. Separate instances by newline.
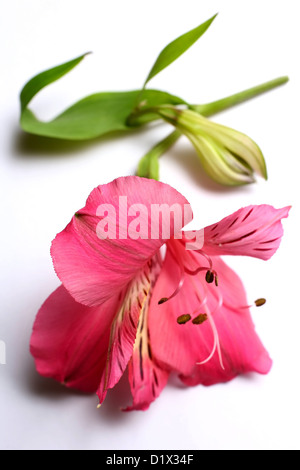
206, 270, 214, 284
255, 298, 267, 307
177, 314, 192, 325
158, 297, 169, 305
192, 314, 208, 325
215, 275, 219, 287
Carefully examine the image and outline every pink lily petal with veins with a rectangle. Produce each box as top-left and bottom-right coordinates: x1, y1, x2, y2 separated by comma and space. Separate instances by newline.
202, 205, 291, 260
97, 255, 162, 405
124, 282, 170, 412
30, 285, 119, 392
51, 177, 191, 307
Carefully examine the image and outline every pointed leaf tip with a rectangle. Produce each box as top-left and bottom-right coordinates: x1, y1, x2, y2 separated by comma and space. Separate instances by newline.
20, 52, 90, 112
144, 14, 218, 86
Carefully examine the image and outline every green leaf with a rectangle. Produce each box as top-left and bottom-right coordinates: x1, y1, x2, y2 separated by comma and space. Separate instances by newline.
20, 53, 90, 112
144, 14, 218, 86
20, 56, 186, 140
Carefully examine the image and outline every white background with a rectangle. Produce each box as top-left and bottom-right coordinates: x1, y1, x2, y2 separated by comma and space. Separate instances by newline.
0, 0, 299, 451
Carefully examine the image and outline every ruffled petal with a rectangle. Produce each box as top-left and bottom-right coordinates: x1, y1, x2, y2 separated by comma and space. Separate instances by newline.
201, 205, 290, 260
30, 285, 119, 393
148, 241, 272, 385
97, 255, 163, 405
52, 176, 191, 307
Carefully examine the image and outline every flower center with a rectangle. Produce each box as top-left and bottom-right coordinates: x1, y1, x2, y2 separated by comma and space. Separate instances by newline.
158, 243, 268, 370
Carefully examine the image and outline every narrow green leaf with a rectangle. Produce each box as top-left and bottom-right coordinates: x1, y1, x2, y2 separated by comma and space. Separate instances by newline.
20, 53, 89, 112
20, 57, 186, 140
144, 14, 218, 86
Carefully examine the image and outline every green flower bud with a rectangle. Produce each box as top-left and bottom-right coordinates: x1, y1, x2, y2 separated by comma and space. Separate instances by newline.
157, 107, 267, 186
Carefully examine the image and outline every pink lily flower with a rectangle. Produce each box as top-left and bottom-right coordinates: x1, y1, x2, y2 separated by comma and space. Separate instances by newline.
30, 177, 290, 411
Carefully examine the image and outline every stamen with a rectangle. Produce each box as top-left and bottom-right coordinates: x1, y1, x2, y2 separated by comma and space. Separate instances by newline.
237, 298, 267, 310
197, 307, 225, 370
192, 314, 208, 325
194, 249, 213, 271
163, 243, 224, 370
178, 241, 214, 270
206, 270, 215, 284
193, 293, 208, 312
177, 314, 192, 325
184, 266, 209, 276
255, 298, 267, 307
158, 268, 185, 305
214, 288, 224, 311
184, 263, 219, 287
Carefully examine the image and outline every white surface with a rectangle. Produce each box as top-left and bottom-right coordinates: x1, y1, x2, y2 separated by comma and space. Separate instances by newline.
0, 0, 299, 451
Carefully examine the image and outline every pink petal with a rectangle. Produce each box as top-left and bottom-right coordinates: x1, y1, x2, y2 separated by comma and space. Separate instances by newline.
124, 291, 169, 412
30, 285, 119, 393
125, 357, 169, 412
200, 205, 291, 260
97, 255, 163, 405
52, 177, 191, 307
148, 241, 272, 385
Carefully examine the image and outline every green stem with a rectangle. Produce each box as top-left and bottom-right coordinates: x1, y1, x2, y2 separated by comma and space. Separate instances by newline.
137, 130, 180, 180
147, 129, 180, 159
193, 76, 289, 117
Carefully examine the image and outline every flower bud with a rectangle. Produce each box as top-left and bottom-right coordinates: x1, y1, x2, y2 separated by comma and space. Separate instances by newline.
157, 107, 267, 186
